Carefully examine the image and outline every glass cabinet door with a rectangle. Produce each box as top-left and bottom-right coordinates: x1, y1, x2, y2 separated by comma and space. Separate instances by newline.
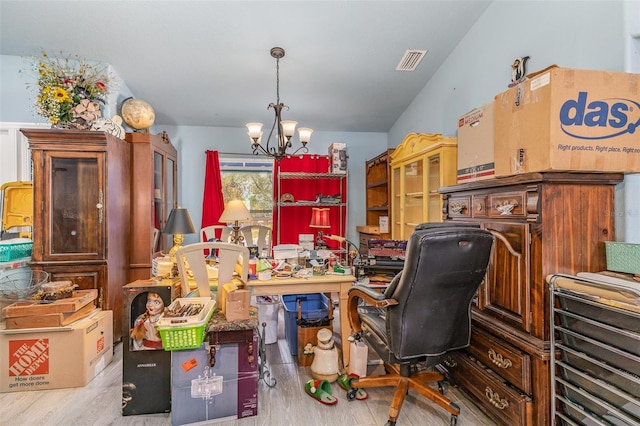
426, 153, 442, 222
153, 150, 177, 252
153, 151, 164, 249
391, 166, 401, 238
45, 152, 105, 260
403, 158, 424, 238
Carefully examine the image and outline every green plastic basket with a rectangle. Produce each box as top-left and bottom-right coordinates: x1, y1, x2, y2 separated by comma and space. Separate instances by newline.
605, 241, 640, 275
157, 298, 216, 351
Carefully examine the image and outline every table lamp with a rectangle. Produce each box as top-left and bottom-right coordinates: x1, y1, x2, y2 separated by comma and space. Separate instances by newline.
219, 200, 253, 244
309, 207, 331, 249
324, 234, 359, 266
164, 206, 196, 257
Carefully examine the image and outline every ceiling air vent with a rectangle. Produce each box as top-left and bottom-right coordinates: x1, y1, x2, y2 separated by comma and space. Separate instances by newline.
395, 50, 427, 72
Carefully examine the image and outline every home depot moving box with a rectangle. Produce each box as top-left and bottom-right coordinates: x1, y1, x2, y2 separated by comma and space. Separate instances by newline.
0, 310, 113, 392
457, 102, 495, 182
494, 66, 640, 176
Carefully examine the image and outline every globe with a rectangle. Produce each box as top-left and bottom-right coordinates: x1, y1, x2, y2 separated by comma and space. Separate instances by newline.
121, 98, 156, 130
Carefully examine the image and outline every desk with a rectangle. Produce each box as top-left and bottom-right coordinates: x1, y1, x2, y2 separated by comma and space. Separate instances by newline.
246, 274, 356, 368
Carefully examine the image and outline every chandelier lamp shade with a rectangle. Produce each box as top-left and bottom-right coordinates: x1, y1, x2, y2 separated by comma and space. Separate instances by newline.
246, 47, 313, 162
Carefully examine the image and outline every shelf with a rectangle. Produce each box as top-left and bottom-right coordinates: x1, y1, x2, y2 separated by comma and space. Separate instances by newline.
279, 172, 346, 179
278, 201, 346, 207
405, 192, 423, 198
367, 206, 388, 211
366, 179, 388, 189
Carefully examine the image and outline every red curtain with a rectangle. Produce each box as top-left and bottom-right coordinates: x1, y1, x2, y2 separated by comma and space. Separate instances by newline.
273, 154, 346, 248
201, 150, 225, 241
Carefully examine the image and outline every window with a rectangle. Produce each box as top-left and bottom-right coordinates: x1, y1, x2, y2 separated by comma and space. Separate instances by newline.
219, 156, 274, 228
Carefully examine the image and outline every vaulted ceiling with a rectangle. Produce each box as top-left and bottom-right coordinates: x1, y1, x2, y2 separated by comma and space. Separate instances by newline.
0, 1, 491, 132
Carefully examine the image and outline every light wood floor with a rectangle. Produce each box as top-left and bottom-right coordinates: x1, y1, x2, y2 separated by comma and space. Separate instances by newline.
0, 304, 496, 426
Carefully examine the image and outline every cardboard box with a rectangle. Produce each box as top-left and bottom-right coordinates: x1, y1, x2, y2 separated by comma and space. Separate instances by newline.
457, 102, 495, 182
495, 66, 640, 177
225, 288, 250, 322
328, 142, 347, 174
171, 339, 258, 425
0, 310, 113, 392
298, 234, 314, 251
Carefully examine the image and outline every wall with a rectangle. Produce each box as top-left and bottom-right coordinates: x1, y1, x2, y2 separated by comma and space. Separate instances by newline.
160, 124, 387, 244
389, 0, 639, 243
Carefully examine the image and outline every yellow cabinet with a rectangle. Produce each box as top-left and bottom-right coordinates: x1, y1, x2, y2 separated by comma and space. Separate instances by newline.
390, 133, 457, 239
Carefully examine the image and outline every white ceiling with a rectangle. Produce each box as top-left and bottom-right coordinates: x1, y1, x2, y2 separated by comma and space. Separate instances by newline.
0, 1, 491, 133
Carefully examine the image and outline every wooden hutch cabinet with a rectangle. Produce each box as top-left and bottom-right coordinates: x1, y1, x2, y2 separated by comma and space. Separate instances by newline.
358, 149, 394, 254
438, 172, 623, 426
22, 129, 131, 341
126, 132, 177, 281
390, 133, 457, 239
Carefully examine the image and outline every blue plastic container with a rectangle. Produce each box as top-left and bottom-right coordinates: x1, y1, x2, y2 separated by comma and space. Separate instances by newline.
282, 293, 330, 355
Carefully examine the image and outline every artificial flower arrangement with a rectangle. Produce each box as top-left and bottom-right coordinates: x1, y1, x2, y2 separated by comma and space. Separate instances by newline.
23, 50, 112, 129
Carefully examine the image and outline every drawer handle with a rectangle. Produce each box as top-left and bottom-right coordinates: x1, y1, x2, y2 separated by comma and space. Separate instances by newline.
488, 349, 513, 369
443, 356, 457, 368
485, 386, 509, 410
494, 200, 518, 215
450, 202, 467, 214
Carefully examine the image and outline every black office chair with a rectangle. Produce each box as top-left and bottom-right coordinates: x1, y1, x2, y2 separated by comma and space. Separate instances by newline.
347, 224, 494, 426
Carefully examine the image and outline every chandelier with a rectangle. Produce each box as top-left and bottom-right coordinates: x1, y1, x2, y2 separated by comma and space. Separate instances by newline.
246, 47, 313, 162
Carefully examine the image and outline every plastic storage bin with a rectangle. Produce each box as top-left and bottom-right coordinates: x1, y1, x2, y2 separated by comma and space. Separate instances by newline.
282, 293, 330, 355
605, 241, 640, 274
256, 296, 280, 344
0, 240, 33, 262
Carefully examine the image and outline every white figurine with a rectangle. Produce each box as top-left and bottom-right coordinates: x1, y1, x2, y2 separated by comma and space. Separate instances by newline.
91, 115, 126, 139
310, 328, 340, 383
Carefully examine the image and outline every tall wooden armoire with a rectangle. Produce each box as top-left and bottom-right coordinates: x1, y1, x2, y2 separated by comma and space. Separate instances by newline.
22, 128, 131, 341
126, 132, 177, 282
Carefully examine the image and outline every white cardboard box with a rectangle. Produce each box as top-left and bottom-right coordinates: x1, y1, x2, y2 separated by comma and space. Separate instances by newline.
328, 142, 347, 174
0, 310, 113, 392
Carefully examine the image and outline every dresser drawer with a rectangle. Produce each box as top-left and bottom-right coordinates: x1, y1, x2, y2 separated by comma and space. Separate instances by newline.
468, 327, 532, 394
448, 196, 471, 218
443, 352, 532, 426
472, 195, 488, 218
488, 191, 526, 218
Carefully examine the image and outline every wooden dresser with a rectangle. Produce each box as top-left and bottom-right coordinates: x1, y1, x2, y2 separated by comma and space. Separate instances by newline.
437, 172, 623, 426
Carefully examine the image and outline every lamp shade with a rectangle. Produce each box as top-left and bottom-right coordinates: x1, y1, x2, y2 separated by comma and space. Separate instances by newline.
164, 207, 196, 234
219, 200, 253, 223
309, 207, 331, 229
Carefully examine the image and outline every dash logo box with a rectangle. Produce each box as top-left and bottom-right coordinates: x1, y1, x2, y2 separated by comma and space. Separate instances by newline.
1, 310, 113, 392
494, 66, 640, 176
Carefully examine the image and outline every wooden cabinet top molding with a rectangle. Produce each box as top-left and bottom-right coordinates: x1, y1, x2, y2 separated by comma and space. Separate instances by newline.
390, 133, 456, 164
439, 171, 624, 194
21, 128, 122, 149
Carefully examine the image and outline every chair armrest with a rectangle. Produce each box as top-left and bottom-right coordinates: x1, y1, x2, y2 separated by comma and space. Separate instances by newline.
347, 285, 398, 333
